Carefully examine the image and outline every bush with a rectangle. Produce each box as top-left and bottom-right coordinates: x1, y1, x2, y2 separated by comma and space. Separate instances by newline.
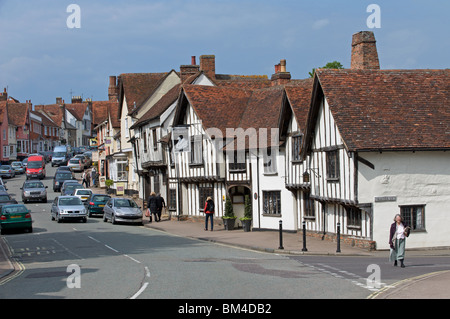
223, 196, 235, 219
240, 195, 252, 221
105, 179, 114, 188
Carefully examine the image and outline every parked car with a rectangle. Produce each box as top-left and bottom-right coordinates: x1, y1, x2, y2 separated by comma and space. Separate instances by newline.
0, 204, 32, 234
0, 177, 6, 187
61, 182, 84, 196
38, 152, 50, 163
86, 194, 111, 217
11, 161, 25, 174
51, 196, 87, 223
26, 155, 46, 180
82, 151, 92, 167
0, 190, 18, 208
67, 158, 84, 172
73, 189, 93, 203
53, 170, 76, 192
0, 165, 15, 178
103, 198, 143, 225
74, 154, 89, 168
21, 180, 48, 203
0, 185, 7, 192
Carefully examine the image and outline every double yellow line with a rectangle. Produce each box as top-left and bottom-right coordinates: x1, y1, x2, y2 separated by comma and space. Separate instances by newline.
0, 238, 26, 286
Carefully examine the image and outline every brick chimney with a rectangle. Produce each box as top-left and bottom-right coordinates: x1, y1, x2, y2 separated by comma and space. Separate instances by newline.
271, 59, 291, 86
180, 56, 200, 83
56, 97, 63, 104
199, 55, 216, 79
72, 96, 83, 104
108, 76, 119, 102
351, 31, 380, 70
0, 88, 7, 101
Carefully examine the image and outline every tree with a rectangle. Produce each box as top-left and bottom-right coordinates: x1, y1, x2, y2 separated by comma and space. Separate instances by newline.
309, 61, 344, 78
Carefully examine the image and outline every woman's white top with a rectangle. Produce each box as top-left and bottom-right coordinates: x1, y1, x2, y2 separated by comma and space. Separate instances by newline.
396, 223, 405, 239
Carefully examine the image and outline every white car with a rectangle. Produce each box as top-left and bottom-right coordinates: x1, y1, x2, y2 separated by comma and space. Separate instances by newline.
73, 189, 93, 203
67, 157, 84, 172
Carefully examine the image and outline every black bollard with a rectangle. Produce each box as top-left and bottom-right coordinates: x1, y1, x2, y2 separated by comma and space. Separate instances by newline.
336, 222, 341, 253
278, 220, 284, 250
302, 220, 308, 252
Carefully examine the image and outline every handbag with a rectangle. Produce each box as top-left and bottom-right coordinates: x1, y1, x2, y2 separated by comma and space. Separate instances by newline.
404, 226, 411, 237
145, 208, 151, 218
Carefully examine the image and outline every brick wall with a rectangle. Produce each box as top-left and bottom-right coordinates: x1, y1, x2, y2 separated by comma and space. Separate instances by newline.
350, 31, 380, 70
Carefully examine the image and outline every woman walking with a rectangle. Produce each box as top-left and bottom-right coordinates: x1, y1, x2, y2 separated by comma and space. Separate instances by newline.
389, 214, 411, 268
147, 192, 158, 223
204, 197, 214, 231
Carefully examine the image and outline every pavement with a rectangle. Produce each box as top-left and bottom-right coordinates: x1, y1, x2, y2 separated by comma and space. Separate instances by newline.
2, 182, 450, 298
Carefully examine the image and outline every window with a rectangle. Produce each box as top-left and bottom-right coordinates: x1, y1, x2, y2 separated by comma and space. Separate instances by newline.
263, 148, 277, 174
292, 135, 302, 162
143, 131, 147, 153
199, 186, 213, 211
229, 151, 246, 172
303, 191, 315, 218
326, 150, 340, 181
152, 129, 158, 150
117, 161, 128, 182
168, 188, 177, 211
346, 206, 362, 228
2, 129, 5, 140
263, 191, 281, 216
153, 175, 160, 195
401, 205, 425, 231
190, 135, 203, 165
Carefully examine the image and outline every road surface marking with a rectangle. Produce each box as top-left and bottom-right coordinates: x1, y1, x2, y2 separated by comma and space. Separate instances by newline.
88, 236, 101, 243
130, 282, 149, 299
124, 254, 141, 264
104, 245, 119, 253
145, 266, 151, 278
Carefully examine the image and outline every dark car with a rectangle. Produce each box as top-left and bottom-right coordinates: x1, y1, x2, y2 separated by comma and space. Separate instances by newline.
61, 183, 84, 196
56, 166, 73, 173
0, 190, 18, 208
86, 194, 111, 217
53, 171, 76, 192
0, 204, 32, 235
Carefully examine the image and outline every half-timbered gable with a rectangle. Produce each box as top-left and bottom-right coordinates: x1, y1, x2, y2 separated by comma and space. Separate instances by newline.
303, 68, 450, 249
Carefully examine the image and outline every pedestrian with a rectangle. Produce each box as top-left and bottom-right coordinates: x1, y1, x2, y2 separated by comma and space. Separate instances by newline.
91, 167, 97, 187
85, 170, 91, 188
155, 193, 165, 222
81, 171, 87, 188
389, 214, 411, 268
204, 196, 214, 231
147, 192, 158, 223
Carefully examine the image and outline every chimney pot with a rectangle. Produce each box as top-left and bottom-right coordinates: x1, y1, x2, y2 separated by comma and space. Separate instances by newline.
191, 56, 196, 65
280, 59, 287, 72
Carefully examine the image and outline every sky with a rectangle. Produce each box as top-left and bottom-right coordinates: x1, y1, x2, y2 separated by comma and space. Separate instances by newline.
0, 0, 448, 105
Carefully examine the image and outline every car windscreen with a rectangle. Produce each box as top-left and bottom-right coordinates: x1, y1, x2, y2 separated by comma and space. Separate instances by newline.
53, 152, 66, 157
27, 161, 43, 168
66, 184, 83, 191
11, 162, 22, 167
59, 197, 82, 206
69, 159, 80, 164
92, 195, 111, 202
55, 173, 73, 180
24, 182, 44, 189
3, 206, 27, 214
0, 166, 10, 170
115, 199, 138, 208
76, 190, 92, 195
0, 195, 11, 201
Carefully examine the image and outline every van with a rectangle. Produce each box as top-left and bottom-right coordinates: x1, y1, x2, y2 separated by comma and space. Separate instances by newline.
52, 146, 69, 167
26, 155, 46, 180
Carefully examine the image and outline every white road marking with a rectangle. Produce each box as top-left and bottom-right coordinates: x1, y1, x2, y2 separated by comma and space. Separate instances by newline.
130, 282, 149, 299
88, 236, 101, 243
124, 254, 141, 264
104, 245, 119, 253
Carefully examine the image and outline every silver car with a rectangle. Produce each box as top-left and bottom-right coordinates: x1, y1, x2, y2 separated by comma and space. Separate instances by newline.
11, 162, 25, 174
67, 157, 84, 172
103, 198, 143, 225
21, 180, 48, 203
51, 196, 87, 223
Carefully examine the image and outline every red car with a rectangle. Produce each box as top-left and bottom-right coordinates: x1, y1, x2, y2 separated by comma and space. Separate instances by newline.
26, 155, 46, 180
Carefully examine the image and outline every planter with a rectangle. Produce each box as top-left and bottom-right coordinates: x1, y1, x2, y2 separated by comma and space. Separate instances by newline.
241, 219, 252, 232
223, 218, 236, 231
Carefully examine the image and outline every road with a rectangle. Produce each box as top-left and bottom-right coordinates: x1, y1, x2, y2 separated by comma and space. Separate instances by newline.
1, 164, 450, 300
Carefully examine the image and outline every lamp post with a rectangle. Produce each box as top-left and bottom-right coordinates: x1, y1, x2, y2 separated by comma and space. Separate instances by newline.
302, 220, 308, 252
336, 222, 341, 253
278, 220, 284, 250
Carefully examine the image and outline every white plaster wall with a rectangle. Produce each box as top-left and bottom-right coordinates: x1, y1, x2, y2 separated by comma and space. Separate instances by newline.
358, 151, 450, 249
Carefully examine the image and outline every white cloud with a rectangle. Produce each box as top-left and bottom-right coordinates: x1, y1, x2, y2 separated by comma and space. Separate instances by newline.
312, 18, 330, 30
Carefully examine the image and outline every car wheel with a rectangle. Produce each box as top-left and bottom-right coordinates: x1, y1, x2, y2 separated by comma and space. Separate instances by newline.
103, 214, 108, 222
43, 197, 47, 203
82, 217, 87, 223
51, 214, 55, 221
56, 213, 62, 223
111, 214, 116, 225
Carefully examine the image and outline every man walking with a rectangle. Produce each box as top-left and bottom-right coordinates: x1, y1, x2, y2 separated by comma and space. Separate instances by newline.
155, 193, 166, 222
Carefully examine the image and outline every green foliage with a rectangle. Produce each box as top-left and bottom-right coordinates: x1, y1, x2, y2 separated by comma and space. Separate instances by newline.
240, 195, 252, 221
223, 196, 236, 219
105, 179, 114, 188
309, 61, 344, 78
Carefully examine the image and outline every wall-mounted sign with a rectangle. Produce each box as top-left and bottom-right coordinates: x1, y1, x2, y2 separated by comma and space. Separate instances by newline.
374, 196, 397, 203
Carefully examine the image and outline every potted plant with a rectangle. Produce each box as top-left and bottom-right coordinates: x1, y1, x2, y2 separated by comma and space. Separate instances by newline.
240, 195, 252, 232
105, 179, 114, 194
222, 196, 236, 230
